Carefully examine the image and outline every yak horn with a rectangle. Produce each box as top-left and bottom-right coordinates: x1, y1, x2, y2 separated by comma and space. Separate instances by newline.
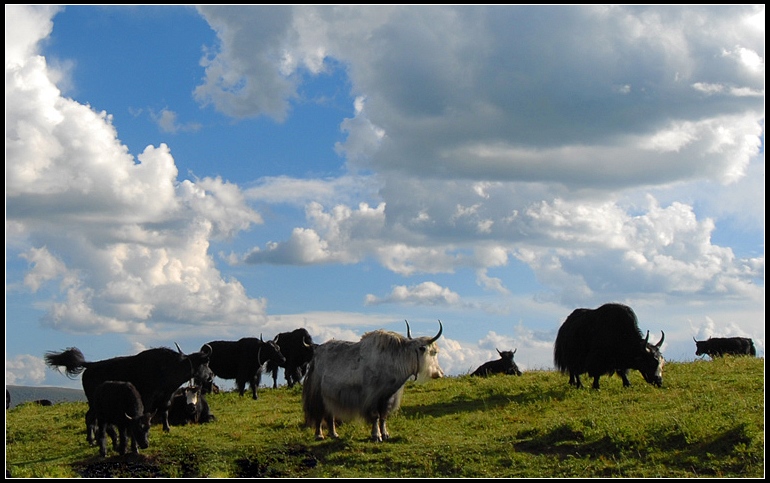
656, 331, 665, 348
429, 320, 443, 344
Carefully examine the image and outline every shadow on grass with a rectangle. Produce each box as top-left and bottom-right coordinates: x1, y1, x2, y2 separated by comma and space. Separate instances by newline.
73, 453, 164, 478
401, 384, 571, 419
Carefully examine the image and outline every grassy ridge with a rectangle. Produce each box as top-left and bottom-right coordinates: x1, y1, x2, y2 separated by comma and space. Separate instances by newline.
5, 357, 764, 477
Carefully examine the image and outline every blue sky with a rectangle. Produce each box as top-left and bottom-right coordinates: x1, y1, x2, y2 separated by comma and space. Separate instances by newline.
6, 5, 765, 390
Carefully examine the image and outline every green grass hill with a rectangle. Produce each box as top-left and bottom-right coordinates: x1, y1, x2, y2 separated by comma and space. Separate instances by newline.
5, 357, 764, 477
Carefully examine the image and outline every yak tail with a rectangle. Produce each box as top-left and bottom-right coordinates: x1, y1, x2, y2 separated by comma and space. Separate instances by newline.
301, 361, 324, 428
553, 336, 567, 374
44, 347, 87, 378
750, 341, 757, 356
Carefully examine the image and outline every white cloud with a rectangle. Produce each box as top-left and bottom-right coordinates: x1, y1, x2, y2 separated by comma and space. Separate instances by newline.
151, 108, 202, 134
6, 354, 48, 386
6, 6, 269, 337
365, 281, 461, 307
191, 6, 764, 188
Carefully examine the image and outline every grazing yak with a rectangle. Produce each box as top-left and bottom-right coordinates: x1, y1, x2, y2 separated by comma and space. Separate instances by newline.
694, 337, 756, 358
93, 381, 154, 457
303, 320, 444, 442
471, 348, 522, 377
45, 344, 212, 443
264, 328, 315, 389
554, 303, 665, 389
204, 336, 285, 400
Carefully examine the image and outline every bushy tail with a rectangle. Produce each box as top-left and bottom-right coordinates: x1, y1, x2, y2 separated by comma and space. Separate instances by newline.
301, 360, 324, 428
553, 335, 567, 374
750, 341, 757, 356
44, 347, 87, 378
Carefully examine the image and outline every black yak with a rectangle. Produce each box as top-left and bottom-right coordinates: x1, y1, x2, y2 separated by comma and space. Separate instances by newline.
554, 303, 665, 389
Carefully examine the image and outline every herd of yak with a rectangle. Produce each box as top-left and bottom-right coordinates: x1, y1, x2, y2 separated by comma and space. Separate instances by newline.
36, 302, 756, 456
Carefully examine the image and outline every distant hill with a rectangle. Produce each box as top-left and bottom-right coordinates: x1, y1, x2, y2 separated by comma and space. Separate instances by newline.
6, 385, 87, 409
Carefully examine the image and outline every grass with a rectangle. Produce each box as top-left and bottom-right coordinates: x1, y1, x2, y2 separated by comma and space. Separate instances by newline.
5, 357, 764, 477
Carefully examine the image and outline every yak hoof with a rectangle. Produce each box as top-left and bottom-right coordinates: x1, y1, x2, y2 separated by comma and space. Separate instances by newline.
315, 434, 325, 441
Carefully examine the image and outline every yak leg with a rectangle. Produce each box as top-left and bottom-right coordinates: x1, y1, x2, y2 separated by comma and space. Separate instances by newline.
326, 415, 339, 439
272, 368, 279, 389
238, 381, 247, 397
571, 372, 583, 389
379, 417, 391, 441
117, 426, 129, 454
161, 408, 172, 432
97, 422, 108, 457
370, 418, 383, 442
251, 370, 261, 400
617, 369, 631, 387
591, 374, 601, 390
314, 419, 325, 440
86, 408, 97, 445
107, 425, 119, 451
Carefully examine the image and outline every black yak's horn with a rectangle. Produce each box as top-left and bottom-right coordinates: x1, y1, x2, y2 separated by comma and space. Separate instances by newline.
656, 331, 665, 348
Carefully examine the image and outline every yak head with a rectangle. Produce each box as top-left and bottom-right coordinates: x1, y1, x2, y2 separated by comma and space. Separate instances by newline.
498, 348, 523, 376
693, 337, 708, 356
126, 409, 156, 450
405, 320, 445, 382
260, 334, 287, 366
178, 342, 213, 389
636, 330, 665, 387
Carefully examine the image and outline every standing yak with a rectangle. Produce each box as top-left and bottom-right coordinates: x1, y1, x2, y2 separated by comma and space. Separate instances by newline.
204, 335, 285, 400
93, 381, 154, 458
264, 328, 315, 389
553, 303, 665, 389
694, 337, 756, 358
303, 321, 444, 442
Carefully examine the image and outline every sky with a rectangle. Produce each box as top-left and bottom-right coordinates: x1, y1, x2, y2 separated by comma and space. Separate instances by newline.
5, 5, 765, 391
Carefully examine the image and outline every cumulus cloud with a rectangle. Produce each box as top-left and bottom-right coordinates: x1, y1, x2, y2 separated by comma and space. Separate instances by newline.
151, 108, 202, 134
364, 281, 462, 307
6, 355, 48, 385
6, 5, 268, 337
196, 5, 763, 187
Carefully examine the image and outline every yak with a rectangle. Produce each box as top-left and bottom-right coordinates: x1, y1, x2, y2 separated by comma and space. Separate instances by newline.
553, 303, 665, 389
694, 337, 756, 358
204, 335, 285, 400
45, 344, 212, 444
471, 348, 522, 377
303, 320, 444, 442
164, 385, 215, 426
93, 381, 154, 457
264, 328, 315, 389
